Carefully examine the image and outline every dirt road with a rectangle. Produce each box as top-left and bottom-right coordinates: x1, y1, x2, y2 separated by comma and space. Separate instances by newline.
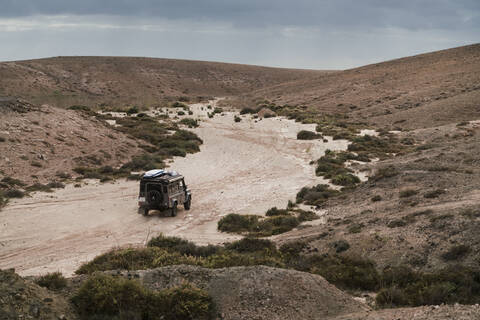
0, 101, 349, 276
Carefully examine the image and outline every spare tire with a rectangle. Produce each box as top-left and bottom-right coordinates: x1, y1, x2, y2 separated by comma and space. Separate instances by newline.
146, 190, 162, 206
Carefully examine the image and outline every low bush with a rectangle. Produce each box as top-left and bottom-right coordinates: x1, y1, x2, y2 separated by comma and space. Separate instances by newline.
297, 130, 321, 140
4, 188, 25, 198
441, 245, 470, 261
314, 151, 361, 186
399, 189, 418, 198
234, 115, 241, 122
297, 210, 319, 222
240, 107, 259, 115
331, 240, 350, 253
265, 207, 289, 216
371, 165, 399, 181
300, 254, 380, 291
376, 266, 480, 307
296, 184, 340, 206
387, 219, 407, 228
179, 118, 199, 128
126, 106, 139, 115
217, 214, 259, 233
348, 135, 405, 158
224, 237, 276, 253
217, 213, 301, 237
71, 273, 213, 320
148, 234, 220, 258
35, 272, 67, 291
1, 177, 26, 187
331, 173, 360, 186
348, 223, 364, 234
371, 195, 382, 202
424, 189, 446, 199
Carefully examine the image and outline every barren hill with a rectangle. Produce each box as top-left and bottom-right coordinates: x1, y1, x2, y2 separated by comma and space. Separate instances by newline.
0, 56, 325, 108
233, 43, 480, 130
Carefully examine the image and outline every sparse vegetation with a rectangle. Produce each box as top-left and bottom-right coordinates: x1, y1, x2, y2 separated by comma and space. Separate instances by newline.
424, 189, 446, 198
399, 189, 418, 198
376, 266, 480, 307
234, 115, 241, 122
72, 273, 213, 320
296, 184, 340, 206
297, 130, 321, 140
441, 245, 470, 261
217, 213, 300, 237
76, 233, 480, 309
371, 195, 382, 202
35, 272, 67, 291
179, 118, 199, 128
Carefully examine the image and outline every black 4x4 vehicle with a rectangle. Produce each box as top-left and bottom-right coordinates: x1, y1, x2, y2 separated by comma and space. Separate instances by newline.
138, 169, 191, 216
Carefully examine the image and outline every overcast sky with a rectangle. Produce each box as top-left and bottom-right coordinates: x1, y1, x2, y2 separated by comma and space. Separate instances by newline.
0, 0, 479, 69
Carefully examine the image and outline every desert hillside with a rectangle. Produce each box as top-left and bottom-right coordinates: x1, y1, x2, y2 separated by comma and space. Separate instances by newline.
0, 56, 326, 108
231, 44, 480, 130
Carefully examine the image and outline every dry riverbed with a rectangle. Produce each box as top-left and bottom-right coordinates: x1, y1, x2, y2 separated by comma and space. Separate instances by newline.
0, 100, 351, 276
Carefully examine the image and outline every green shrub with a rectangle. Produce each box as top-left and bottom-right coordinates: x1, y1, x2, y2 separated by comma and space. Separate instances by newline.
148, 234, 220, 258
1, 177, 26, 186
296, 184, 340, 206
240, 107, 258, 115
217, 213, 300, 237
297, 130, 321, 140
217, 214, 259, 233
177, 110, 186, 116
126, 106, 139, 115
297, 210, 319, 222
371, 195, 382, 202
72, 274, 213, 320
213, 107, 223, 114
224, 238, 276, 253
376, 266, 480, 307
265, 207, 289, 216
68, 105, 90, 111
255, 215, 300, 236
387, 219, 407, 228
424, 189, 446, 199
399, 189, 418, 198
441, 245, 470, 261
35, 272, 67, 291
331, 173, 360, 186
302, 254, 380, 291
332, 240, 350, 253
4, 189, 25, 198
348, 223, 364, 234
179, 118, 199, 128
234, 115, 241, 122
371, 165, 399, 181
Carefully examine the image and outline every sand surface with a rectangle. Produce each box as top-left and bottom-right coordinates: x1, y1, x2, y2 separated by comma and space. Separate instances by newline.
0, 100, 349, 276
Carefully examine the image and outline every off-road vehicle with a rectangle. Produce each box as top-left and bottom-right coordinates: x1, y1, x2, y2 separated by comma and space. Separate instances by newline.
138, 169, 191, 216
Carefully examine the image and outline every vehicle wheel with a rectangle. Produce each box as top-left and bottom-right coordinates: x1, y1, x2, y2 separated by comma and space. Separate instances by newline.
171, 203, 177, 217
184, 198, 191, 210
143, 208, 149, 216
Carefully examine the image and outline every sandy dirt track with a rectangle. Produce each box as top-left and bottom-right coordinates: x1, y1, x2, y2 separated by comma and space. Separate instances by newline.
0, 101, 349, 276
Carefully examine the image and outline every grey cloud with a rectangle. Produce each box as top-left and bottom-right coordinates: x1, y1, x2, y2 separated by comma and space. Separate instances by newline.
1, 0, 479, 30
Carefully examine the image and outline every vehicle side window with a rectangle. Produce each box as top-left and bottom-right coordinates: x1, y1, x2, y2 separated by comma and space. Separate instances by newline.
163, 186, 167, 193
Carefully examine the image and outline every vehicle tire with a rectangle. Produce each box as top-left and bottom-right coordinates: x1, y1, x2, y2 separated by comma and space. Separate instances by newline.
146, 190, 162, 206
184, 198, 191, 210
143, 208, 149, 216
171, 202, 177, 217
